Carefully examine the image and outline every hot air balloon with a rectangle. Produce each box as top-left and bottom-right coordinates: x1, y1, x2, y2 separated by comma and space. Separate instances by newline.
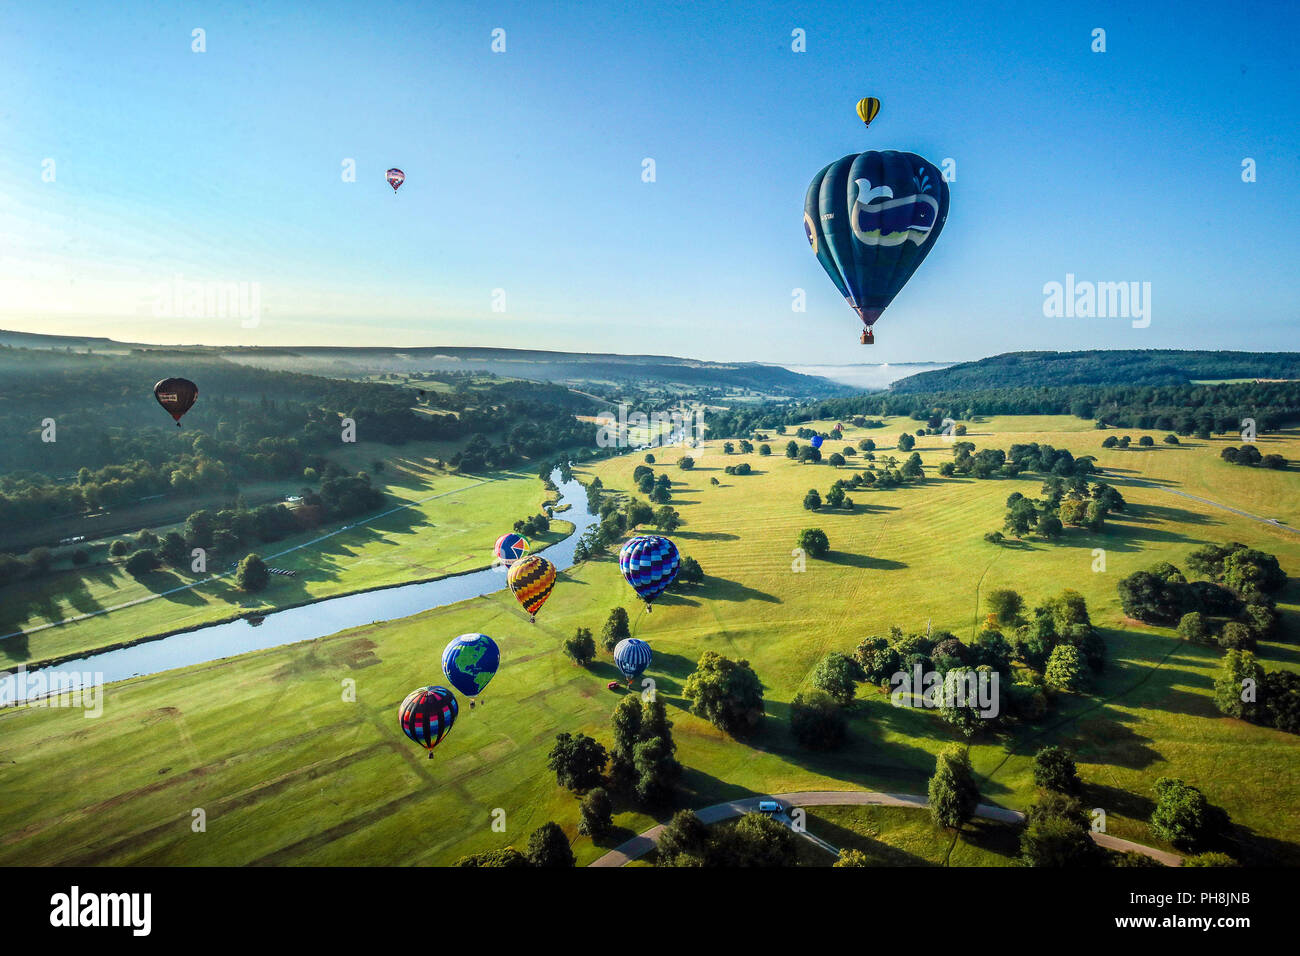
613, 638, 653, 683
441, 633, 500, 700
804, 150, 949, 344
153, 377, 198, 427
398, 685, 458, 758
618, 535, 680, 612
386, 168, 405, 193
856, 97, 881, 128
507, 554, 556, 622
494, 533, 530, 568
811, 435, 824, 449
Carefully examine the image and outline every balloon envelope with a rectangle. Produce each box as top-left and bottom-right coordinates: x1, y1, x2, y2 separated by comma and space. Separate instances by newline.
613, 638, 653, 681
441, 633, 500, 697
507, 554, 556, 617
618, 535, 681, 606
804, 150, 949, 336
856, 97, 881, 127
494, 533, 530, 567
398, 685, 458, 754
811, 435, 824, 449
153, 377, 198, 424
386, 168, 405, 192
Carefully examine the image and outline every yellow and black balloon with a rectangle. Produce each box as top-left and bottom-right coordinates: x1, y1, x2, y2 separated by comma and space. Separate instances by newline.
856, 97, 881, 129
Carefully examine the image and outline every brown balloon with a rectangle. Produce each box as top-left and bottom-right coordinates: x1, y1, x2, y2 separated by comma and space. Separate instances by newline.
153, 377, 198, 427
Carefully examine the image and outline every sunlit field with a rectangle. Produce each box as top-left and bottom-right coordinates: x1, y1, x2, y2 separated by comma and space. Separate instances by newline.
2, 416, 1296, 865
0, 440, 567, 667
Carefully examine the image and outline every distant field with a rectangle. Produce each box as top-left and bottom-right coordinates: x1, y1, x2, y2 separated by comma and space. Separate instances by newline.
1, 416, 1297, 865
0, 439, 566, 667
0, 478, 306, 554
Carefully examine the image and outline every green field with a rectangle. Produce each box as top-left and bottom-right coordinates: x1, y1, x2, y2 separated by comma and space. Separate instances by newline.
804, 805, 1021, 866
0, 440, 568, 667
1, 416, 1297, 865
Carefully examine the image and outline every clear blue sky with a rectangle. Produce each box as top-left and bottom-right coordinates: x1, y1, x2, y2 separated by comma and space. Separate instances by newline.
1, 0, 1296, 363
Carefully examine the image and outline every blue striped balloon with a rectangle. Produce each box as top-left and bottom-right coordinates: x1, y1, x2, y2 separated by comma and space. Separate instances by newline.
614, 638, 653, 681
618, 535, 681, 608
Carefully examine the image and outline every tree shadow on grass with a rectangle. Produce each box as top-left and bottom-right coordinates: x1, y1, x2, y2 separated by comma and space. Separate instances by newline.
823, 551, 907, 571
673, 767, 763, 813
958, 814, 1024, 860
1226, 822, 1300, 866
1082, 782, 1156, 825
806, 813, 937, 866
673, 575, 780, 605
132, 569, 209, 607
1057, 710, 1163, 771
1258, 641, 1300, 668
670, 530, 740, 542
639, 650, 696, 697
0, 633, 29, 663
1125, 501, 1221, 527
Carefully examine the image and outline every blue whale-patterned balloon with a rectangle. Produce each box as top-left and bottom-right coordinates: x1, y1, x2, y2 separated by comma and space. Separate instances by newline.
804, 150, 949, 344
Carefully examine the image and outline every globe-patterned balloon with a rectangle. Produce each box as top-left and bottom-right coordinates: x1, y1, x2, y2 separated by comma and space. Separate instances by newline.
614, 638, 653, 681
441, 633, 500, 697
494, 532, 530, 567
618, 535, 681, 607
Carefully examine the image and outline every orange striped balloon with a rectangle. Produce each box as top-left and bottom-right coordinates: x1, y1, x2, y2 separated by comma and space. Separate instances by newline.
507, 554, 556, 621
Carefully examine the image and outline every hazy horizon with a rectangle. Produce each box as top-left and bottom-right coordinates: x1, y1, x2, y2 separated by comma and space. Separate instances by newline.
3, 1, 1297, 364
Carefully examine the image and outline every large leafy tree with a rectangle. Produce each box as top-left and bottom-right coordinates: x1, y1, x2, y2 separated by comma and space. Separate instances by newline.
546, 732, 608, 792
789, 690, 847, 751
1044, 645, 1089, 692
1213, 650, 1262, 720
683, 651, 765, 736
928, 745, 979, 830
1032, 746, 1083, 794
1150, 777, 1229, 851
578, 787, 614, 840
235, 553, 269, 592
811, 652, 859, 703
601, 607, 631, 652
796, 527, 829, 558
525, 822, 575, 867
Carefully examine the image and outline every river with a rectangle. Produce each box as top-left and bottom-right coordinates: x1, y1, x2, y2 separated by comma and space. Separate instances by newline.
2, 469, 598, 705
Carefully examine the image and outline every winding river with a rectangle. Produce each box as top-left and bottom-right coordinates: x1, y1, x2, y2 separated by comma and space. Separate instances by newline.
3, 469, 598, 705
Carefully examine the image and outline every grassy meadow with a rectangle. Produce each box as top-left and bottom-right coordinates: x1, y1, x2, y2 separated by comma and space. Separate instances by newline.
0, 439, 567, 667
1, 416, 1297, 865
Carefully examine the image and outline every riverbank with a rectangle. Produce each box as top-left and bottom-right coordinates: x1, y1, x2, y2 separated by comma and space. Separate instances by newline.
2, 470, 592, 703
0, 463, 565, 669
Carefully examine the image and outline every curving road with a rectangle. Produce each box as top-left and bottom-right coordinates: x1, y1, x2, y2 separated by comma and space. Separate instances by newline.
588, 790, 1180, 867
1115, 474, 1296, 535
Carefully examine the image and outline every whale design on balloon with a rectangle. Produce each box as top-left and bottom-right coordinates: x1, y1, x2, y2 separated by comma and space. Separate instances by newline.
850, 174, 940, 246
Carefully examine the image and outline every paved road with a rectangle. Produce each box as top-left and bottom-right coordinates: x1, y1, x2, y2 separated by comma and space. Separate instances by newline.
589, 790, 1180, 867
0, 479, 494, 643
1117, 475, 1296, 535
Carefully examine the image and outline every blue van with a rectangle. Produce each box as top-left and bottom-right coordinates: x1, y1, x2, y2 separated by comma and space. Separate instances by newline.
757, 800, 782, 814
